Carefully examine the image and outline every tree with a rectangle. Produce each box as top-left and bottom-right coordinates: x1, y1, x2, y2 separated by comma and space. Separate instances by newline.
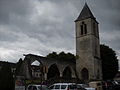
58, 52, 67, 60
0, 63, 14, 90
46, 51, 76, 62
46, 52, 58, 59
100, 44, 118, 80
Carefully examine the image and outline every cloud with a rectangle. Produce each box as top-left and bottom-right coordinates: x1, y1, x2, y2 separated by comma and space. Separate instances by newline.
0, 0, 34, 24
0, 0, 120, 65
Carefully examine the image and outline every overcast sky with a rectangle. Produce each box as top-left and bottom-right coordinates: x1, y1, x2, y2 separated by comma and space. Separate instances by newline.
0, 0, 120, 66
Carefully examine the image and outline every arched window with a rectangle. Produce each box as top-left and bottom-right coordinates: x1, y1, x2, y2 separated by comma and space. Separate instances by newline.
84, 24, 87, 34
30, 60, 42, 78
93, 22, 96, 35
81, 68, 89, 80
80, 22, 87, 35
31, 60, 40, 66
81, 25, 83, 35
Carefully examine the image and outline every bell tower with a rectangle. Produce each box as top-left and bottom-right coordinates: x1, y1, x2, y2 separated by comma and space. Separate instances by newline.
75, 3, 102, 81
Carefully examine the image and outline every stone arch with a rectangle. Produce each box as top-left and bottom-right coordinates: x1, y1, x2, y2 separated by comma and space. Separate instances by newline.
81, 68, 89, 80
31, 60, 41, 66
62, 66, 72, 79
47, 64, 60, 79
30, 59, 43, 66
23, 57, 44, 79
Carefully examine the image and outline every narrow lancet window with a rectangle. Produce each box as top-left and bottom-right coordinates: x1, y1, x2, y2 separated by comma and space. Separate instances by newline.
93, 22, 96, 35
80, 22, 87, 35
84, 24, 87, 34
81, 25, 83, 35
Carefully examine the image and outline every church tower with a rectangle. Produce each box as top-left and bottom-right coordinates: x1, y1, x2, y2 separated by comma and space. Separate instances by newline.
75, 3, 102, 81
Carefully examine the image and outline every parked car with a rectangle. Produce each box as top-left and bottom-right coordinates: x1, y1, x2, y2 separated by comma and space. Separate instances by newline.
49, 83, 86, 90
102, 81, 112, 90
77, 84, 95, 90
102, 80, 120, 90
27, 84, 49, 90
77, 84, 88, 88
112, 81, 120, 90
83, 88, 95, 90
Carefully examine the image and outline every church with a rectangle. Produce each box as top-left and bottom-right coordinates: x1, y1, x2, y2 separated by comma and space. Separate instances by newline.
16, 3, 102, 85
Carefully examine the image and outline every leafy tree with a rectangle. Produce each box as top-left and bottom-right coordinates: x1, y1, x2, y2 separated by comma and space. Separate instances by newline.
58, 52, 67, 60
100, 44, 118, 80
0, 63, 14, 90
46, 52, 58, 59
66, 53, 76, 61
46, 51, 76, 61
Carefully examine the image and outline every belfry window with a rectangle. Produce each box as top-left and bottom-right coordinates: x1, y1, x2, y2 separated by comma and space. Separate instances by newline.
93, 22, 96, 35
81, 25, 83, 35
84, 24, 87, 34
80, 22, 87, 35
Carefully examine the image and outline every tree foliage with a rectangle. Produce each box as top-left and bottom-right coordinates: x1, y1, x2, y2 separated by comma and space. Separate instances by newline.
46, 52, 58, 59
100, 44, 118, 80
46, 51, 76, 62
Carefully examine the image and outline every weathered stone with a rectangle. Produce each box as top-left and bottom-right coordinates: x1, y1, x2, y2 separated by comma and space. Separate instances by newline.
75, 4, 102, 81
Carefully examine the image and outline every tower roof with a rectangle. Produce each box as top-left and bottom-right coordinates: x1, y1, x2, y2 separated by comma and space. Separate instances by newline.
75, 3, 95, 21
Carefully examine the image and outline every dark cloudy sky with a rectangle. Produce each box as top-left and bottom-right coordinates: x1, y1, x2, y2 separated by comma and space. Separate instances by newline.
0, 0, 120, 66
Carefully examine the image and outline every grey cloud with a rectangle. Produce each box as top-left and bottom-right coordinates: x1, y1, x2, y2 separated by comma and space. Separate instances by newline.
0, 0, 120, 63
0, 0, 34, 24
0, 32, 18, 42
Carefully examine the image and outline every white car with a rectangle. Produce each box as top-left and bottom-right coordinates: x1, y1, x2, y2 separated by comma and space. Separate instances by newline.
49, 83, 86, 90
77, 84, 95, 90
27, 84, 49, 90
84, 88, 95, 90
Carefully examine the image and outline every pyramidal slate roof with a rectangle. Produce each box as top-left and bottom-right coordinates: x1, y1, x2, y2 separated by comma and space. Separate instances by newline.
75, 3, 95, 21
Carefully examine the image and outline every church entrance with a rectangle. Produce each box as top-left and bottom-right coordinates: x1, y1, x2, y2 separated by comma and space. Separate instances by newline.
81, 68, 89, 80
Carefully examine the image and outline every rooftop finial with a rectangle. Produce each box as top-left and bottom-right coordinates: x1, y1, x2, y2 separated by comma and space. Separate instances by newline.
84, 0, 89, 6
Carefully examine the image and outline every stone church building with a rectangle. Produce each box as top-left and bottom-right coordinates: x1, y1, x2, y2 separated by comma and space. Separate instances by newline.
17, 3, 102, 84
75, 3, 102, 81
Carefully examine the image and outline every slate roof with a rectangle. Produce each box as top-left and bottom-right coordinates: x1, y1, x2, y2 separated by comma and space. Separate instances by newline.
75, 3, 95, 21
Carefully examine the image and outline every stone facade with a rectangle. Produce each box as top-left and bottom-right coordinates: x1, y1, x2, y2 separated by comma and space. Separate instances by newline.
75, 3, 102, 81
20, 54, 76, 80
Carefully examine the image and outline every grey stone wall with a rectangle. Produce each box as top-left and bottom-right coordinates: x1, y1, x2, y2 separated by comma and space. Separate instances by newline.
75, 18, 102, 81
20, 54, 76, 80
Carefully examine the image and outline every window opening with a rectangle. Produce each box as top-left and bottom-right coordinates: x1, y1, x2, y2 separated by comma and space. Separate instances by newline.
81, 25, 83, 35
61, 85, 67, 89
55, 85, 60, 89
93, 22, 96, 35
80, 22, 87, 35
84, 24, 87, 34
